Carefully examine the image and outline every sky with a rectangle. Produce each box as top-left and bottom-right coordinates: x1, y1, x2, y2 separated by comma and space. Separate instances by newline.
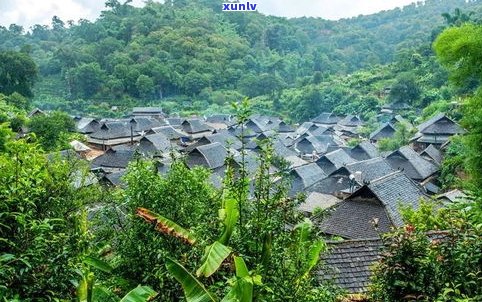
0, 0, 418, 29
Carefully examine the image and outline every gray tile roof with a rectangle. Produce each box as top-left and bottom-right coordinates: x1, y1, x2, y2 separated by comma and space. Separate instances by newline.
132, 107, 163, 114
91, 149, 136, 169
295, 135, 327, 154
202, 131, 242, 150
312, 112, 343, 125
76, 118, 101, 134
338, 115, 364, 127
416, 113, 465, 135
290, 163, 326, 195
385, 146, 439, 180
205, 114, 232, 123
360, 171, 427, 226
138, 133, 171, 154
319, 238, 384, 293
186, 142, 227, 170
347, 141, 379, 161
420, 144, 443, 165
345, 157, 396, 183
182, 119, 212, 134
298, 192, 342, 213
369, 123, 396, 141
317, 199, 393, 239
276, 121, 295, 133
151, 126, 187, 140
89, 122, 133, 140
316, 148, 356, 175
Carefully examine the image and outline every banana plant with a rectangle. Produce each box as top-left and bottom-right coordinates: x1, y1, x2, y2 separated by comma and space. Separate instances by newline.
136, 207, 196, 245
166, 256, 261, 302
77, 256, 157, 302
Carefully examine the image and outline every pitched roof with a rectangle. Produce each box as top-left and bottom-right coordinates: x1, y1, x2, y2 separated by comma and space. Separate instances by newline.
102, 170, 126, 186
139, 133, 171, 153
91, 149, 136, 169
416, 113, 465, 135
318, 238, 384, 293
315, 149, 355, 175
296, 122, 321, 136
344, 157, 396, 183
166, 117, 185, 127
202, 131, 242, 150
151, 126, 187, 140
182, 119, 212, 134
385, 146, 439, 180
76, 118, 101, 134
89, 122, 134, 140
317, 200, 393, 239
276, 121, 295, 133
312, 112, 343, 125
291, 163, 326, 188
129, 117, 163, 132
369, 123, 396, 141
298, 192, 342, 213
186, 142, 227, 170
205, 114, 232, 123
132, 107, 163, 114
295, 135, 327, 154
352, 171, 427, 226
347, 141, 379, 161
338, 115, 364, 127
420, 144, 443, 165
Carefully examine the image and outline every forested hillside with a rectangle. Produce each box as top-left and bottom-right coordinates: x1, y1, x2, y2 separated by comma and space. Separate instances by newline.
0, 0, 481, 118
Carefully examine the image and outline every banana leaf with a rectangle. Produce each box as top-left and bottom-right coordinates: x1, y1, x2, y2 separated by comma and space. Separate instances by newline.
136, 207, 196, 245
196, 241, 232, 278
218, 198, 239, 245
83, 256, 113, 273
165, 258, 217, 302
120, 285, 157, 302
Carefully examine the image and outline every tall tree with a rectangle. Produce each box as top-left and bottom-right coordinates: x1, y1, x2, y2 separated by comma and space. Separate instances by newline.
0, 51, 38, 97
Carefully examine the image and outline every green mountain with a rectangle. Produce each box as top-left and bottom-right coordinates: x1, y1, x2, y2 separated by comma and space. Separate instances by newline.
0, 0, 481, 118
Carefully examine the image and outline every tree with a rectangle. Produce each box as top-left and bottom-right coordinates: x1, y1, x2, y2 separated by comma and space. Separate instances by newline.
434, 24, 482, 191
28, 111, 75, 151
70, 63, 106, 98
388, 73, 421, 105
0, 51, 38, 97
136, 74, 155, 98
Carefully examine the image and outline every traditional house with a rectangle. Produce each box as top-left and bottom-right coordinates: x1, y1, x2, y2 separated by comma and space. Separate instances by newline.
420, 144, 443, 166
150, 125, 187, 140
411, 113, 465, 150
319, 238, 383, 294
27, 108, 45, 118
76, 117, 101, 134
186, 142, 227, 170
276, 121, 295, 133
289, 163, 326, 196
132, 107, 164, 119
346, 141, 379, 161
298, 192, 342, 215
385, 146, 439, 182
166, 117, 185, 128
88, 121, 140, 149
308, 157, 396, 197
315, 148, 356, 175
138, 133, 172, 155
294, 135, 327, 156
317, 171, 427, 239
91, 149, 136, 172
312, 112, 343, 127
369, 123, 396, 143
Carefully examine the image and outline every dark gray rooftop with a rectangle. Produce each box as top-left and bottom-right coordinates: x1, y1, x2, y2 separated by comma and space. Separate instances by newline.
186, 142, 227, 170
385, 146, 439, 180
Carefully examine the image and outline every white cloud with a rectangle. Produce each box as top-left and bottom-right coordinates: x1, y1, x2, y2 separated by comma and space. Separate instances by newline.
0, 0, 418, 29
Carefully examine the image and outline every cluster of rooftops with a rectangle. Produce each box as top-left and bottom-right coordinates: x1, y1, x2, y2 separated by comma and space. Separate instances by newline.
41, 106, 466, 294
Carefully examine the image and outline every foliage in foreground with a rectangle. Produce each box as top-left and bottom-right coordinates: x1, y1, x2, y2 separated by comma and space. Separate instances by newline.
369, 199, 482, 301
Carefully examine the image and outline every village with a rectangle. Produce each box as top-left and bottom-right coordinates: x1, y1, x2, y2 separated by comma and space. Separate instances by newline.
29, 102, 466, 295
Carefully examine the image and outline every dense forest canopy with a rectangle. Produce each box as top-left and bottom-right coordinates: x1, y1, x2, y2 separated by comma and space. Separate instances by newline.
0, 0, 481, 119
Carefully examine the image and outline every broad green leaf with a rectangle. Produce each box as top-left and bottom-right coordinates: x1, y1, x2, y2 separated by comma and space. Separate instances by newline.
83, 256, 113, 273
233, 256, 249, 278
120, 285, 157, 302
196, 241, 231, 278
165, 258, 217, 302
0, 254, 15, 262
219, 198, 239, 245
221, 278, 252, 302
77, 272, 94, 302
136, 207, 196, 245
302, 240, 325, 278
